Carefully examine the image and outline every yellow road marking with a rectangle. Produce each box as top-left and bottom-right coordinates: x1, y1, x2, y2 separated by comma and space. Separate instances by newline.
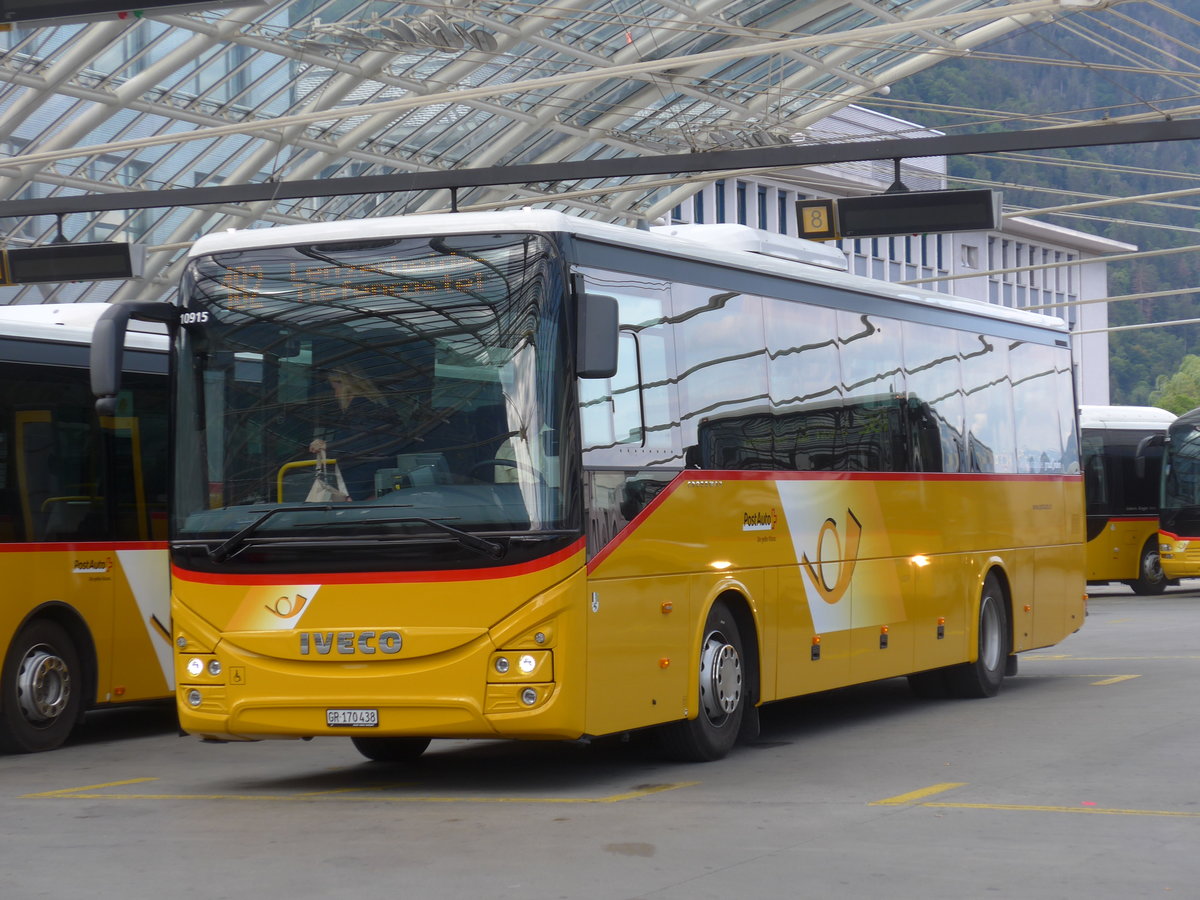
926, 801, 1200, 819
870, 783, 966, 806
22, 778, 697, 804
1091, 674, 1141, 686
22, 778, 158, 798
875, 785, 1200, 819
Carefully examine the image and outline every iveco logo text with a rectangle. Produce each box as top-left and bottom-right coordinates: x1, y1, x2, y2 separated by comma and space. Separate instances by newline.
299, 631, 403, 655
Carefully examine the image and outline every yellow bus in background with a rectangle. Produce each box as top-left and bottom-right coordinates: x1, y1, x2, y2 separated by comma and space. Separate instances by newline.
0, 304, 170, 753
93, 211, 1086, 762
1080, 405, 1177, 594
1158, 406, 1200, 580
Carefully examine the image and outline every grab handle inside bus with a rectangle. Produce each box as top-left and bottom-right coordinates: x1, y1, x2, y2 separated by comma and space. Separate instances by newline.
577, 293, 619, 379
91, 300, 179, 416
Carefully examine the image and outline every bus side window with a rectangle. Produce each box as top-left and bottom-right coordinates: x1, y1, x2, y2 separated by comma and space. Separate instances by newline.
1081, 433, 1108, 513
581, 332, 642, 449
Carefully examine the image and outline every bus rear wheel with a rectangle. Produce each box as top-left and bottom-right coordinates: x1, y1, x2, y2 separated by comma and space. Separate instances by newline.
656, 600, 745, 762
945, 573, 1009, 699
1128, 539, 1168, 596
351, 736, 431, 762
0, 619, 83, 754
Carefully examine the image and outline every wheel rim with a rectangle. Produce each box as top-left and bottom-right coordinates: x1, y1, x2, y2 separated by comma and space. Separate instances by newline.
979, 596, 1002, 672
699, 630, 742, 723
15, 643, 71, 723
1142, 549, 1164, 584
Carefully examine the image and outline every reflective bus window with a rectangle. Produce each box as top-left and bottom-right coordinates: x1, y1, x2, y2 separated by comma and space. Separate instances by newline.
1009, 340, 1065, 473
577, 273, 674, 454
765, 302, 840, 471
960, 331, 1016, 473
837, 311, 906, 471
581, 332, 642, 448
672, 284, 769, 455
902, 320, 965, 472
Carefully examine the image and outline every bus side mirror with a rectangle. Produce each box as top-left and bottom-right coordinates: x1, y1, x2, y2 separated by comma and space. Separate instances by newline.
576, 293, 618, 379
91, 301, 179, 416
1135, 433, 1165, 479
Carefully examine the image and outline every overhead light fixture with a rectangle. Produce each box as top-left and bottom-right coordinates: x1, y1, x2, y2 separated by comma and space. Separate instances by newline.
299, 14, 499, 57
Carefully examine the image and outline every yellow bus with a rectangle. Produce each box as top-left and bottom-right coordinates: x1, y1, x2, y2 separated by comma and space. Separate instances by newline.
92, 211, 1086, 762
0, 304, 170, 753
1080, 405, 1177, 594
1158, 406, 1200, 580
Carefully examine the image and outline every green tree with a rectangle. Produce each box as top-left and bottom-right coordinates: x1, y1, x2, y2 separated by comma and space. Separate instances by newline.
1149, 354, 1200, 414
873, 6, 1200, 405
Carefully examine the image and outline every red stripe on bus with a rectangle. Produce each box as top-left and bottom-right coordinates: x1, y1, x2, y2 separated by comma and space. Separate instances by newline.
1159, 530, 1199, 541
172, 537, 587, 585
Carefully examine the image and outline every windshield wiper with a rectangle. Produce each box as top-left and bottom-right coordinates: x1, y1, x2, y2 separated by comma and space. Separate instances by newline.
206, 506, 505, 563
208, 504, 330, 562
387, 516, 505, 559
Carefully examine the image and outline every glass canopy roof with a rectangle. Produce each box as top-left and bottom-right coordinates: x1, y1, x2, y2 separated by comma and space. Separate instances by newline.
0, 0, 1083, 303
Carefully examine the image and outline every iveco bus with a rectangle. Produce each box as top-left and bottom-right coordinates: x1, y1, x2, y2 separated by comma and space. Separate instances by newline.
92, 210, 1086, 762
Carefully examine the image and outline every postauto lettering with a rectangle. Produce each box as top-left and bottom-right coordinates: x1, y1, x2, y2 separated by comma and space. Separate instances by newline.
299, 630, 403, 656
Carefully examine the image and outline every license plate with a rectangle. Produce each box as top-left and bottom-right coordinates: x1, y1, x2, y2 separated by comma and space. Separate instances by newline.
326, 708, 379, 728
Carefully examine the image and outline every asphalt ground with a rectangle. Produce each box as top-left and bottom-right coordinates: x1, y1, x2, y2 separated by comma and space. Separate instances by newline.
2, 582, 1198, 899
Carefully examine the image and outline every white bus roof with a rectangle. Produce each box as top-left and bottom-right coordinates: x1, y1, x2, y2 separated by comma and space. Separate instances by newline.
0, 302, 166, 351
189, 209, 1070, 335
1079, 405, 1178, 430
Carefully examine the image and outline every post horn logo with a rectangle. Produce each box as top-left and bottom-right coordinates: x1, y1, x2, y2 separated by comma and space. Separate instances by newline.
265, 593, 309, 618
800, 509, 862, 605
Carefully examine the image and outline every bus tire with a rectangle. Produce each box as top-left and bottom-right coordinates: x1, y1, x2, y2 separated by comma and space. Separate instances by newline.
656, 600, 745, 762
946, 573, 1009, 699
0, 619, 83, 754
1128, 539, 1168, 595
351, 736, 431, 762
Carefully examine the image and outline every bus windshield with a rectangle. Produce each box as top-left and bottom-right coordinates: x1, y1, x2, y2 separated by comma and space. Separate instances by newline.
1163, 418, 1200, 522
171, 231, 575, 570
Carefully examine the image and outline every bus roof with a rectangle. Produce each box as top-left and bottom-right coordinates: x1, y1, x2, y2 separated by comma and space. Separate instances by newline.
188, 209, 1070, 336
1168, 406, 1200, 429
0, 303, 166, 351
1079, 405, 1178, 430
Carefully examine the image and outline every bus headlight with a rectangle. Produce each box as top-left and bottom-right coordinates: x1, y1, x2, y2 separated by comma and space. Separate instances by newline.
186, 689, 202, 708
186, 658, 204, 677
488, 650, 551, 682
207, 660, 222, 676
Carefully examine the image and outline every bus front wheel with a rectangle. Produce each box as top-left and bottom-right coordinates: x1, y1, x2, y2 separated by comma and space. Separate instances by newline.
352, 736, 431, 762
0, 619, 83, 754
945, 573, 1009, 699
1128, 539, 1168, 596
656, 600, 745, 762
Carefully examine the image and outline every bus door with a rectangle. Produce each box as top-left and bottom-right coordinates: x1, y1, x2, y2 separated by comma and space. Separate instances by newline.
99, 395, 172, 702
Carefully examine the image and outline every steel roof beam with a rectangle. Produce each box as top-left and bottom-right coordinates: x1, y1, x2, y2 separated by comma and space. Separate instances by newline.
4, 118, 1199, 219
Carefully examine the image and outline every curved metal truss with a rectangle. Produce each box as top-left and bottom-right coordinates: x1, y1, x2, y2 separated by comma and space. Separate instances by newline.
0, 0, 1081, 303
